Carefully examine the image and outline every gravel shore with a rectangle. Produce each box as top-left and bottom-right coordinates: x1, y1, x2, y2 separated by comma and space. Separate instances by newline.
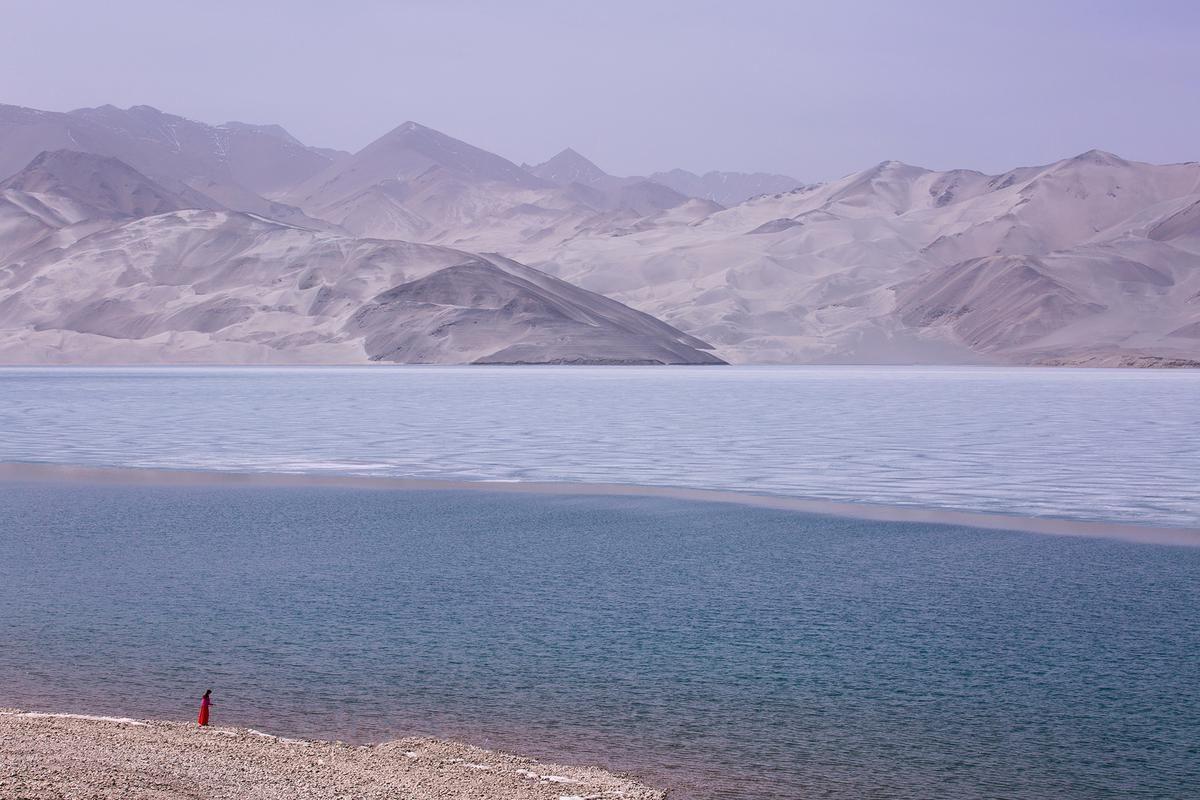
0, 709, 664, 799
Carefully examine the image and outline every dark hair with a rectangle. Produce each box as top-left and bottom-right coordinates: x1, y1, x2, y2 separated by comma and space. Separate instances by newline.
204, 688, 212, 695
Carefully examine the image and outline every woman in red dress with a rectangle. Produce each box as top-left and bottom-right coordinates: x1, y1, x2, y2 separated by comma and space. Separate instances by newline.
198, 689, 212, 726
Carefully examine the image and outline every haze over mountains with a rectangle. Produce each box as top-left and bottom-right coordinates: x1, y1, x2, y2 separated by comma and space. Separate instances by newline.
1, 102, 1197, 366
647, 169, 807, 207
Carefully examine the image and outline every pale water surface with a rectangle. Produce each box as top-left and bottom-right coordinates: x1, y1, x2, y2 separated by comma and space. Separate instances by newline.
0, 366, 1197, 526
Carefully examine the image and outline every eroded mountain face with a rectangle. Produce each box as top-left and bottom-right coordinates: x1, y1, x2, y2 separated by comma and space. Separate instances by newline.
509, 153, 1200, 366
1, 103, 1197, 366
0, 147, 722, 365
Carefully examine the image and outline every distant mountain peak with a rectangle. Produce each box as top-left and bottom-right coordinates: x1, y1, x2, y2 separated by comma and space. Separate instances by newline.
530, 147, 610, 186
386, 121, 443, 141
548, 147, 598, 167
0, 149, 219, 219
866, 159, 926, 175
377, 121, 456, 147
2, 149, 146, 189
73, 103, 168, 120
1069, 149, 1129, 166
346, 120, 547, 189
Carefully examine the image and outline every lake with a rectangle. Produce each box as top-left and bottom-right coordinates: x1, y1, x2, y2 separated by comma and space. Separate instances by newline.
1, 366, 1198, 799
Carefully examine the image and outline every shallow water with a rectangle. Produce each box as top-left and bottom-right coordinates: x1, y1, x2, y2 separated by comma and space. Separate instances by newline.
2, 483, 1198, 800
0, 366, 1197, 527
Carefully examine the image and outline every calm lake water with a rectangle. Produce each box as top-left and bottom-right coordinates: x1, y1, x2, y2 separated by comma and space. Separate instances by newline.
1, 367, 1198, 799
0, 365, 1197, 527
1, 483, 1197, 800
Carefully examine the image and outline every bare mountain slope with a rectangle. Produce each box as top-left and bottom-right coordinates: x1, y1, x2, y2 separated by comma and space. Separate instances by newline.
505, 152, 1200, 365
0, 104, 335, 195
0, 150, 221, 221
2, 101, 1197, 366
349, 254, 720, 364
0, 152, 722, 365
0, 150, 223, 264
285, 127, 693, 244
289, 121, 547, 210
0, 104, 335, 228
895, 256, 1108, 352
0, 210, 721, 365
527, 148, 612, 188
285, 122, 563, 241
527, 148, 691, 214
527, 149, 803, 206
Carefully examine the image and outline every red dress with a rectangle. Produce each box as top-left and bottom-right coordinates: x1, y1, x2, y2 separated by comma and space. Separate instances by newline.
198, 695, 211, 726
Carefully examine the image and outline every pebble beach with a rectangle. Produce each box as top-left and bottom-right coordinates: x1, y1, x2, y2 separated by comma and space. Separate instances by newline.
0, 710, 664, 800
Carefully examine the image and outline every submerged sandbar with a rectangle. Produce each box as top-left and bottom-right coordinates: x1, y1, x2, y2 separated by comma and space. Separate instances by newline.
1, 461, 1197, 547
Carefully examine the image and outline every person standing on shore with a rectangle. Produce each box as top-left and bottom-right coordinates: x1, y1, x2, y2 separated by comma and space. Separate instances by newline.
197, 689, 212, 727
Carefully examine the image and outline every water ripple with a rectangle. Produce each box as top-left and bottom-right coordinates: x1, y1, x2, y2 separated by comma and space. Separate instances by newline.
0, 365, 1196, 527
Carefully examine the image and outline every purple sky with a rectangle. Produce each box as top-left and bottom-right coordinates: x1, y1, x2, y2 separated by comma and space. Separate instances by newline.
3, 0, 1197, 180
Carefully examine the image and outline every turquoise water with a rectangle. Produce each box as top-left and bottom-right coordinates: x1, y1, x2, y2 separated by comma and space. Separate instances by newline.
2, 482, 1197, 799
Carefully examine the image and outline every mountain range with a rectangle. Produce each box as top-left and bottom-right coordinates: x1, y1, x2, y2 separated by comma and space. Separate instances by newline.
0, 102, 1196, 366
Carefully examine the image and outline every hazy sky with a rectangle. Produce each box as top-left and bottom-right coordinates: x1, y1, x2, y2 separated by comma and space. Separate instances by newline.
3, 0, 1197, 181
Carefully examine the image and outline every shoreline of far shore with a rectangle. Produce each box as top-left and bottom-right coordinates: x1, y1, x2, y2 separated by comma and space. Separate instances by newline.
0, 709, 664, 800
0, 461, 1197, 547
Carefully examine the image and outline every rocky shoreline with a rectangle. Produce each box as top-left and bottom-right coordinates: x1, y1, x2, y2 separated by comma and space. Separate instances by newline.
0, 709, 664, 799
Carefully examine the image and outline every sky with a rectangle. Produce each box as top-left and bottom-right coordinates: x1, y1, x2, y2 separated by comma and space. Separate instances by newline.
2, 0, 1197, 181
